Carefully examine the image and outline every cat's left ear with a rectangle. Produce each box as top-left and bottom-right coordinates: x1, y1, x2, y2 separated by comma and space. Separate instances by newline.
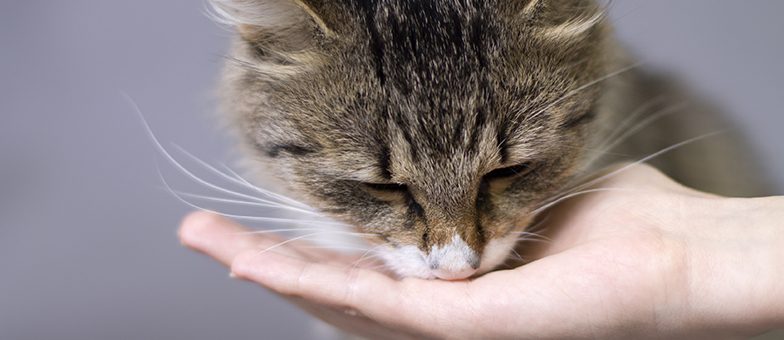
209, 0, 346, 42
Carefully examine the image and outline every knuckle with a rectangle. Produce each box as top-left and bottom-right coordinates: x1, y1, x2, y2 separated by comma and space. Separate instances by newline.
343, 267, 362, 307
229, 249, 258, 279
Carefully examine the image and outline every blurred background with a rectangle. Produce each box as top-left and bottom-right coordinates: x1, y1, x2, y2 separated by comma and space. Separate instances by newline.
1, 1, 782, 339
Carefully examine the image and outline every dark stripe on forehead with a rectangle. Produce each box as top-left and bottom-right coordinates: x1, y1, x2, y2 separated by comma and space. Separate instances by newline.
357, 0, 386, 85
467, 105, 486, 154
495, 119, 510, 164
468, 73, 494, 154
374, 0, 485, 92
368, 0, 502, 158
390, 112, 420, 160
469, 11, 489, 70
378, 145, 393, 179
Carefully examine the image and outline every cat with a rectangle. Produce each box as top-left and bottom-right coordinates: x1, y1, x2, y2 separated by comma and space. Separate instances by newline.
209, 0, 770, 280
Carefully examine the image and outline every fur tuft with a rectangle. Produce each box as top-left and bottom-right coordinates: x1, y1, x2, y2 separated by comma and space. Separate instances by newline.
206, 0, 307, 28
539, 9, 607, 41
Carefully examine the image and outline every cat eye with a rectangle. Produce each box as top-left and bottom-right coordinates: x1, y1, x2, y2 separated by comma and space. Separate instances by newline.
362, 182, 408, 192
484, 162, 535, 181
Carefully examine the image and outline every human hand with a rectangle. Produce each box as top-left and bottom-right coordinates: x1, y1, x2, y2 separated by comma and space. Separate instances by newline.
179, 164, 784, 339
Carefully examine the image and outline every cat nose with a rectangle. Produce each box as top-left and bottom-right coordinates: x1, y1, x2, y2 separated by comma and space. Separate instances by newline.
433, 266, 478, 281
427, 234, 481, 280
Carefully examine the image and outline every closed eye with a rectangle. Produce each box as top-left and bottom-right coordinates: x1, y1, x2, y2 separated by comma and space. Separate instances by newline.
561, 109, 597, 129
484, 162, 534, 181
362, 182, 408, 192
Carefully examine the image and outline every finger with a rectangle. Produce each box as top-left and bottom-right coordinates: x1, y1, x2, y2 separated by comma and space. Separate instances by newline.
289, 298, 418, 340
230, 249, 469, 338
178, 211, 302, 266
231, 248, 397, 308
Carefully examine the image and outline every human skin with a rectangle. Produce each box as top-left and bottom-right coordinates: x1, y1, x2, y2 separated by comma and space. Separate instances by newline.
179, 164, 784, 339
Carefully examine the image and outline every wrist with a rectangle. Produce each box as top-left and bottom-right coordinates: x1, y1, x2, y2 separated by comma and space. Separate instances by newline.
746, 196, 784, 330
683, 196, 784, 336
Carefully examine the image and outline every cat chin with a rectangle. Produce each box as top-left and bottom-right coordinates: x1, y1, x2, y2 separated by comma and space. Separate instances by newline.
377, 244, 437, 280
378, 234, 519, 280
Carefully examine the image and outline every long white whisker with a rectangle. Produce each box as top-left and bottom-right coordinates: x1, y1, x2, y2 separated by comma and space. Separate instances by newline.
171, 144, 315, 213
514, 237, 552, 245
352, 244, 387, 268
301, 245, 377, 253
597, 95, 670, 149
508, 248, 524, 261
257, 232, 355, 255
527, 62, 645, 121
514, 213, 553, 244
218, 162, 313, 210
527, 212, 552, 233
580, 131, 723, 192
124, 94, 291, 208
511, 231, 553, 242
533, 187, 635, 215
241, 230, 377, 239
174, 191, 322, 216
228, 228, 349, 236
538, 131, 724, 215
159, 169, 346, 226
593, 102, 688, 159
347, 257, 389, 272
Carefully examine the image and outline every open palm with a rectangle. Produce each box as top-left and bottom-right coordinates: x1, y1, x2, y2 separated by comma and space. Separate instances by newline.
179, 164, 772, 339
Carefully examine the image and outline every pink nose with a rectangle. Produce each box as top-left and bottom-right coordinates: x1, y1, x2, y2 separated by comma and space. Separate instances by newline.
433, 267, 478, 281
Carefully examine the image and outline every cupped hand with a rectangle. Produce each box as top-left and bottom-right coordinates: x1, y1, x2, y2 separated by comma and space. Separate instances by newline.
179, 164, 783, 339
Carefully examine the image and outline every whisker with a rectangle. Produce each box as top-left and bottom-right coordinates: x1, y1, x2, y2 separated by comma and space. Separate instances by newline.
174, 191, 322, 216
508, 248, 525, 261
159, 169, 346, 226
352, 244, 388, 269
537, 131, 724, 215
597, 95, 670, 149
593, 102, 688, 160
257, 231, 353, 255
228, 228, 355, 236
527, 62, 645, 122
533, 187, 634, 215
578, 130, 723, 192
355, 262, 389, 273
172, 144, 314, 212
300, 245, 377, 253
124, 94, 293, 209
558, 99, 686, 180
218, 162, 313, 210
526, 212, 552, 234
236, 229, 378, 243
514, 237, 552, 245
511, 231, 553, 242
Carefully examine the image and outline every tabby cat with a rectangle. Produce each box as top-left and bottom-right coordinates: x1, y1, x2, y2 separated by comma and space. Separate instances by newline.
210, 0, 768, 280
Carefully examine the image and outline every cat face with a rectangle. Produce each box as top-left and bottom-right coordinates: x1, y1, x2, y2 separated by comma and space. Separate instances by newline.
216, 0, 611, 279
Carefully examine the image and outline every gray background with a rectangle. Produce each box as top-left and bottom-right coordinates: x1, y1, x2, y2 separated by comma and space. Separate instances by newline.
1, 1, 782, 339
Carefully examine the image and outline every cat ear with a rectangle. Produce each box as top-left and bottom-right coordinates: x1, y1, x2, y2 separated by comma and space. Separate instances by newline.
208, 0, 341, 42
510, 0, 607, 42
538, 9, 605, 42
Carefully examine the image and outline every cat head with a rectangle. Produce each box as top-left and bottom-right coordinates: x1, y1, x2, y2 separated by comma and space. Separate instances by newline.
215, 0, 614, 279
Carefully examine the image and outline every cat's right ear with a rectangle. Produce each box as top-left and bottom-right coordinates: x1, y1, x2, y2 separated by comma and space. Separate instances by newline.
504, 0, 607, 43
208, 0, 345, 49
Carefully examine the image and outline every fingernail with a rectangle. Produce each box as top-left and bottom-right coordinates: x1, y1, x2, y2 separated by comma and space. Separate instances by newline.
229, 272, 237, 279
